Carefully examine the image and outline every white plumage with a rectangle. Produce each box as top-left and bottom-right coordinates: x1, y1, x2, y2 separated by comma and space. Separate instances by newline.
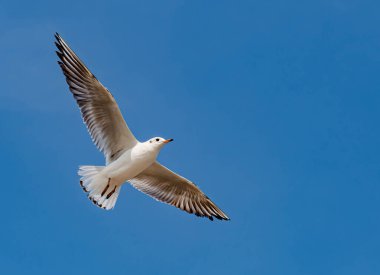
55, 33, 229, 221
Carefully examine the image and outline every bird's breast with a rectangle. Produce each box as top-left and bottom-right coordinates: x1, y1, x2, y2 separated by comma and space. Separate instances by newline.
105, 145, 157, 183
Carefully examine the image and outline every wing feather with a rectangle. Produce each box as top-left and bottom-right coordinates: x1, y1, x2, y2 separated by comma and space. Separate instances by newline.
129, 162, 230, 221
55, 33, 138, 162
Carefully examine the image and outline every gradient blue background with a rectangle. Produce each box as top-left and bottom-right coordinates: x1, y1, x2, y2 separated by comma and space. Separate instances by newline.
1, 1, 379, 274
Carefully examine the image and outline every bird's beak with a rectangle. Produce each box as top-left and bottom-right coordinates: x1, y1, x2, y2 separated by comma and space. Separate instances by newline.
163, 138, 174, 143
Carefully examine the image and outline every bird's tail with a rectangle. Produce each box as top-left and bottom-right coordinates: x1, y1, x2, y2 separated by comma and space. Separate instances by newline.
78, 165, 121, 210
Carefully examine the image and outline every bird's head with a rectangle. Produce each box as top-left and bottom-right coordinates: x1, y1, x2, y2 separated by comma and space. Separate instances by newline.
146, 137, 174, 150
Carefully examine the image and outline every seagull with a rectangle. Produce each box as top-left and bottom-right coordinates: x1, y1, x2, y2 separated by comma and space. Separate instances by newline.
54, 33, 229, 221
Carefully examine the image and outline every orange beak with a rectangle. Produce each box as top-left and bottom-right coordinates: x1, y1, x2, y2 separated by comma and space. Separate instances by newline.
163, 138, 174, 143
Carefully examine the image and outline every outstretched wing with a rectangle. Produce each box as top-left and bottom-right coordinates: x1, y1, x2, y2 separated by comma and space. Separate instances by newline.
55, 33, 138, 163
129, 162, 230, 221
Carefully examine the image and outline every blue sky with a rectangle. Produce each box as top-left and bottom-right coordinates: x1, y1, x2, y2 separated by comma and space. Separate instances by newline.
1, 0, 379, 274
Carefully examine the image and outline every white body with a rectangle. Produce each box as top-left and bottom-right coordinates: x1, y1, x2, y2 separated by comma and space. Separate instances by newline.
78, 138, 167, 210
103, 142, 158, 185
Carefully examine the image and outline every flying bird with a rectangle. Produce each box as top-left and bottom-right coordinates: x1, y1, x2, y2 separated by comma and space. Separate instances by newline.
54, 33, 229, 221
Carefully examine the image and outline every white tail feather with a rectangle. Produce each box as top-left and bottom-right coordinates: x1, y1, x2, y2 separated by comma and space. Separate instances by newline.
78, 166, 121, 210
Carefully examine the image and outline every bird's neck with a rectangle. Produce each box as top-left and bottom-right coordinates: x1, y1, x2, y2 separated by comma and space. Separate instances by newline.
134, 142, 160, 160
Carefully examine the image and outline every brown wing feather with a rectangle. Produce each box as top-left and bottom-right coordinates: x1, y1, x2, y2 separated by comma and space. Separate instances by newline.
129, 162, 230, 221
55, 33, 137, 162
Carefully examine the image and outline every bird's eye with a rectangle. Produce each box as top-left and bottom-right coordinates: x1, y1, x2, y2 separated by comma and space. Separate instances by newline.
156, 138, 159, 142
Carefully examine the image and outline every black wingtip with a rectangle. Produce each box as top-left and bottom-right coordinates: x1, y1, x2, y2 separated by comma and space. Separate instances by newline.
55, 41, 64, 54
207, 213, 230, 222
55, 50, 63, 59
220, 215, 230, 221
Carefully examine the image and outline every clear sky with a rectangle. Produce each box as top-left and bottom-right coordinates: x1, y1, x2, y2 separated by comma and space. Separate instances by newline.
0, 0, 379, 274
